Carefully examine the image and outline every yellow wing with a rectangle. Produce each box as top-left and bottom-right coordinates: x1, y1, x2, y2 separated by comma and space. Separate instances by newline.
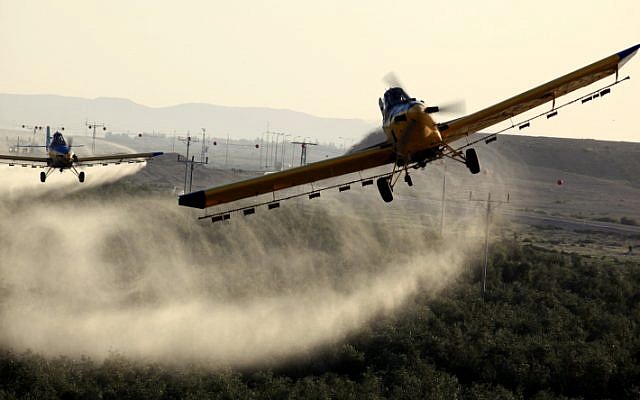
76, 151, 163, 164
179, 146, 395, 209
441, 44, 639, 143
179, 44, 639, 210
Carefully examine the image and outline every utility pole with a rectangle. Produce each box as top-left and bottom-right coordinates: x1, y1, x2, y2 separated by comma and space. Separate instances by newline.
177, 135, 208, 193
178, 135, 191, 194
86, 121, 107, 153
268, 132, 276, 168
273, 133, 278, 167
440, 160, 446, 236
483, 192, 491, 297
273, 132, 282, 168
281, 134, 291, 170
200, 128, 207, 163
259, 132, 265, 169
291, 138, 318, 166
20, 124, 43, 152
263, 123, 272, 169
264, 132, 270, 168
291, 135, 301, 167
469, 191, 510, 299
225, 134, 230, 166
263, 130, 286, 169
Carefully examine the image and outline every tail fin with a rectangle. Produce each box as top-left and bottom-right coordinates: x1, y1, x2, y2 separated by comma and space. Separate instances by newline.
45, 126, 51, 150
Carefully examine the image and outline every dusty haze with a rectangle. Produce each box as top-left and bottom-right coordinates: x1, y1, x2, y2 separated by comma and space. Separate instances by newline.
0, 163, 497, 367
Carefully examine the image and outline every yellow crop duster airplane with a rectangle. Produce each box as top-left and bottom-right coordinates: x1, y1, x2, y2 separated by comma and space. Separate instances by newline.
179, 44, 639, 214
0, 127, 163, 182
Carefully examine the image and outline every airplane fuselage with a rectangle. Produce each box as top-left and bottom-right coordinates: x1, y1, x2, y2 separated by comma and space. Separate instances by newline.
382, 99, 443, 164
47, 144, 76, 169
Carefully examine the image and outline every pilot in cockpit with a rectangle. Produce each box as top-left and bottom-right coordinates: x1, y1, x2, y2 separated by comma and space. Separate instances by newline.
51, 132, 66, 146
384, 87, 410, 108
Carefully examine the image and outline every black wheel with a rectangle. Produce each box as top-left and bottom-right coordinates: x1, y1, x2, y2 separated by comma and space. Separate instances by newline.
78, 171, 85, 183
40, 171, 46, 183
404, 174, 413, 187
465, 148, 480, 174
376, 177, 393, 202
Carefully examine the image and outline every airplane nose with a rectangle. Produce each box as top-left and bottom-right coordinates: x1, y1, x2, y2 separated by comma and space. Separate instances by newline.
407, 103, 426, 119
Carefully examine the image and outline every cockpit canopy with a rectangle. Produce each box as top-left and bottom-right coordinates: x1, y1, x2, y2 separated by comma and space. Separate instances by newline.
51, 132, 66, 146
383, 87, 412, 108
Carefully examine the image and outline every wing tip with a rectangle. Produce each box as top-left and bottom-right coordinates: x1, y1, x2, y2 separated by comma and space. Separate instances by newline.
617, 44, 640, 63
152, 151, 164, 157
178, 190, 207, 209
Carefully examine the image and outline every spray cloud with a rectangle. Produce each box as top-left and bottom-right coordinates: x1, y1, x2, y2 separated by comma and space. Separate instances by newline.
0, 166, 488, 367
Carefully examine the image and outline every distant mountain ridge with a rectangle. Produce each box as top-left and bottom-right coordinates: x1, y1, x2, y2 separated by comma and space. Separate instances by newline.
0, 93, 375, 143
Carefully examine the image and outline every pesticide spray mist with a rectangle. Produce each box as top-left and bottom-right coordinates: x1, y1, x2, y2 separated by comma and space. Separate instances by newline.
0, 164, 489, 367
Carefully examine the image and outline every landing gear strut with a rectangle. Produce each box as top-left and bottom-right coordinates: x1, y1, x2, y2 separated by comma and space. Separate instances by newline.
443, 144, 481, 175
376, 160, 399, 203
376, 160, 416, 202
70, 166, 85, 183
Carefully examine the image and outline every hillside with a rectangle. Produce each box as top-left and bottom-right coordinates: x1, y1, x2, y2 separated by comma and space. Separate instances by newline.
0, 93, 375, 143
489, 134, 640, 187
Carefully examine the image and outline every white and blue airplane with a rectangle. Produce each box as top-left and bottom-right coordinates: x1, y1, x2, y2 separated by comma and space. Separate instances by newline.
0, 127, 162, 182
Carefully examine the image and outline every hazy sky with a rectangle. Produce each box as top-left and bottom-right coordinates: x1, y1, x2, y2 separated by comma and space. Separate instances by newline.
1, 0, 638, 141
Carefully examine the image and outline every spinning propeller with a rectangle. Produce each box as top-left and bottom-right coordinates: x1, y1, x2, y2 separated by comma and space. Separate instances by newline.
383, 71, 466, 115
